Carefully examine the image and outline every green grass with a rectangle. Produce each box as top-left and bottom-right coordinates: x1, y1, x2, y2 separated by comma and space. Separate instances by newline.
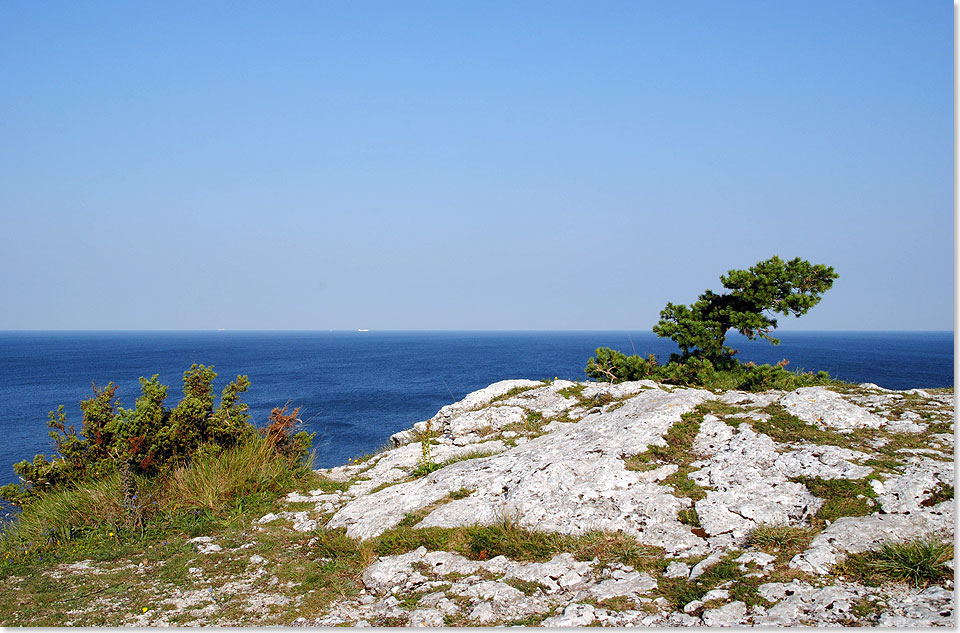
697, 400, 752, 418
367, 480, 405, 495
380, 449, 496, 492
752, 404, 863, 447
745, 525, 814, 557
311, 475, 352, 493
501, 408, 566, 438
595, 595, 636, 611
751, 401, 954, 478
790, 476, 876, 526
557, 384, 587, 400
834, 538, 953, 588
373, 521, 665, 571
624, 408, 710, 501
850, 597, 885, 622
677, 507, 701, 527
165, 438, 314, 513
436, 447, 504, 470
502, 612, 551, 626
656, 554, 758, 611
1, 436, 315, 562
503, 577, 548, 596
0, 504, 371, 626
489, 385, 539, 404
410, 461, 442, 477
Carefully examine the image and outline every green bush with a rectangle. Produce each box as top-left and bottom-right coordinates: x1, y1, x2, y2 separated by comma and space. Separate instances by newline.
585, 348, 658, 383
0, 365, 313, 507
584, 256, 838, 388
583, 350, 835, 392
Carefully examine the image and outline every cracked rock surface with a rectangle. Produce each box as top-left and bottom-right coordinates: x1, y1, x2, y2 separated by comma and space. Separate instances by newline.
302, 379, 955, 626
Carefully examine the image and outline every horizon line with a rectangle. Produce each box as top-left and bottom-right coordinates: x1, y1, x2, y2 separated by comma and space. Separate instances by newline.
0, 328, 953, 334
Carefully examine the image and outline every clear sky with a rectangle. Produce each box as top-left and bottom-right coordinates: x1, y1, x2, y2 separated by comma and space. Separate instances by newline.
0, 1, 952, 331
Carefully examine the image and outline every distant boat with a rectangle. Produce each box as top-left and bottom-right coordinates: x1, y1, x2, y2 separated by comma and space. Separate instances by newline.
357, 329, 369, 332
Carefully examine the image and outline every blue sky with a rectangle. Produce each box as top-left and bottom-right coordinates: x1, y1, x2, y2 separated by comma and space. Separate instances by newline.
0, 1, 952, 330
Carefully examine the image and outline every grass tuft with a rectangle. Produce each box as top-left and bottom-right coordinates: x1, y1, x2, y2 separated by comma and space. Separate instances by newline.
165, 437, 312, 513
835, 538, 953, 587
746, 525, 814, 558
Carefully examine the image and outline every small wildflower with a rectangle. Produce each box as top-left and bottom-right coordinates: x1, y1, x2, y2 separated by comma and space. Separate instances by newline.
142, 607, 148, 613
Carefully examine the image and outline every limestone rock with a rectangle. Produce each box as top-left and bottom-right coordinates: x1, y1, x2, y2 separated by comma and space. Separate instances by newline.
756, 580, 955, 627
328, 388, 712, 553
774, 444, 873, 480
702, 600, 746, 626
790, 502, 955, 574
541, 602, 596, 627
779, 387, 886, 431
298, 378, 955, 627
690, 418, 821, 537
872, 459, 953, 513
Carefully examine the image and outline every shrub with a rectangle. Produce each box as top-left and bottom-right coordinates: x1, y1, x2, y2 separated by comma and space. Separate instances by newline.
585, 348, 658, 383
263, 405, 314, 462
584, 256, 838, 387
583, 352, 836, 392
1, 366, 312, 512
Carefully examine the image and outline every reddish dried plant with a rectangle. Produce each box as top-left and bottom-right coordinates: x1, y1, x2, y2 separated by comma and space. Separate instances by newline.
264, 404, 301, 448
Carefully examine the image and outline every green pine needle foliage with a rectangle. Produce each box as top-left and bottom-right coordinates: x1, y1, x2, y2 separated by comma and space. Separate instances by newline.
585, 256, 838, 389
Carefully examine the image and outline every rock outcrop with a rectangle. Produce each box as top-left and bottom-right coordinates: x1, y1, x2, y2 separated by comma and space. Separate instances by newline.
289, 378, 955, 627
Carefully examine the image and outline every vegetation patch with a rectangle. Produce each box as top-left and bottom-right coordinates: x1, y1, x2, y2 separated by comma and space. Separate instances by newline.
752, 405, 856, 448
311, 476, 352, 493
435, 447, 504, 470
624, 408, 710, 501
373, 522, 667, 574
501, 409, 568, 438
834, 538, 953, 588
489, 385, 539, 404
366, 480, 406, 495
790, 476, 876, 526
677, 507, 700, 527
557, 384, 587, 400
503, 577, 548, 596
398, 587, 444, 610
698, 400, 751, 418
502, 611, 551, 627
920, 483, 953, 507
746, 525, 814, 559
595, 595, 636, 612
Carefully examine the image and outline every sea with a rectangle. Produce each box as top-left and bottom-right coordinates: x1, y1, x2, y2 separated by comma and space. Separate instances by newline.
0, 331, 953, 489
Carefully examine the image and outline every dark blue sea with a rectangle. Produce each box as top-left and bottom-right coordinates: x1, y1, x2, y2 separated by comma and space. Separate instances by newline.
0, 331, 953, 488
